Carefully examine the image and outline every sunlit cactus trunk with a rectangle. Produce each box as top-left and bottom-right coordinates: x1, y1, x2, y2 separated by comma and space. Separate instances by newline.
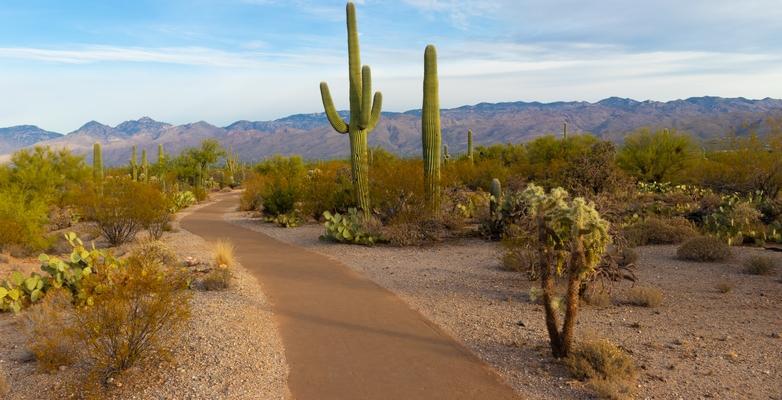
130, 145, 138, 181
93, 142, 103, 184
141, 149, 149, 183
422, 44, 441, 213
319, 2, 383, 218
467, 129, 474, 162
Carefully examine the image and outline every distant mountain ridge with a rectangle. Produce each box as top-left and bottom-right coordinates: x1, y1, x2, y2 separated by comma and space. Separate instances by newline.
2, 96, 782, 165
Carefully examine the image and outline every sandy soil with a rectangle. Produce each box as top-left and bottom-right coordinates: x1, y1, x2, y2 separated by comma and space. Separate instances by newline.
229, 212, 782, 400
0, 199, 290, 400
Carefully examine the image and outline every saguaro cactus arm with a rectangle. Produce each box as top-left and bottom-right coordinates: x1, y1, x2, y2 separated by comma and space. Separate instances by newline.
320, 82, 349, 134
366, 92, 383, 131
359, 65, 373, 128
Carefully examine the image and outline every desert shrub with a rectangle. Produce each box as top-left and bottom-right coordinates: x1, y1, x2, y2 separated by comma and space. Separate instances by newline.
48, 205, 79, 231
583, 288, 612, 307
369, 156, 425, 222
192, 186, 208, 202
715, 281, 734, 293
214, 240, 235, 267
500, 238, 541, 279
25, 288, 77, 371
626, 286, 663, 307
0, 188, 51, 253
616, 128, 696, 182
676, 236, 732, 262
240, 173, 266, 211
266, 211, 302, 228
5, 146, 90, 207
131, 240, 178, 267
622, 217, 697, 246
0, 364, 8, 396
71, 254, 191, 381
322, 209, 382, 246
301, 161, 354, 218
81, 177, 171, 246
704, 198, 764, 245
257, 156, 307, 217
566, 339, 637, 400
561, 141, 631, 197
743, 255, 776, 276
198, 266, 233, 291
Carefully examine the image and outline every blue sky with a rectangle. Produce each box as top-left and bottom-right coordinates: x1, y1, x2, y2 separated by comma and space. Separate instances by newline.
1, 0, 781, 132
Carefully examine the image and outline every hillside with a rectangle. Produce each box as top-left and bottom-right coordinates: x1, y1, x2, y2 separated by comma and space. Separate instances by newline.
3, 96, 782, 165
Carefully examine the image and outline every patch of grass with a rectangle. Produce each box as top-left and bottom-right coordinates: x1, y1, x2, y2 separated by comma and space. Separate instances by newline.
742, 255, 776, 276
214, 240, 235, 268
566, 339, 637, 400
715, 281, 734, 293
676, 236, 731, 262
626, 286, 663, 307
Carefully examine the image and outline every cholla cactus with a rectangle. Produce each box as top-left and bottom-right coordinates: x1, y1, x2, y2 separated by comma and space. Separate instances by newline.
320, 2, 383, 218
521, 183, 610, 358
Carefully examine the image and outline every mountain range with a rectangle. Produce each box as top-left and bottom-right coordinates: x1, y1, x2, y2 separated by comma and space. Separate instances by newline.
2, 96, 781, 165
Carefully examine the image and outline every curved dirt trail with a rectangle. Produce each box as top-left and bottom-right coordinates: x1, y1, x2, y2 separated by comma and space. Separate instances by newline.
181, 193, 520, 400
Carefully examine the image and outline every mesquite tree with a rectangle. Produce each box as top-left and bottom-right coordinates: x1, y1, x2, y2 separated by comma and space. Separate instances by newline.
320, 2, 383, 217
521, 184, 610, 358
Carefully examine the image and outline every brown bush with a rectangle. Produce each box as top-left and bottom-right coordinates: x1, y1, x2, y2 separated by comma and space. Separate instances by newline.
81, 177, 171, 246
198, 267, 233, 291
715, 281, 734, 293
131, 240, 178, 267
72, 255, 191, 382
676, 236, 732, 262
583, 288, 612, 308
743, 255, 777, 276
566, 339, 637, 400
622, 217, 697, 246
25, 288, 77, 371
626, 286, 663, 307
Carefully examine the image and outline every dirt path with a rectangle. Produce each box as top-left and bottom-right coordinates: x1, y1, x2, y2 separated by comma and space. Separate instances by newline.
181, 193, 520, 400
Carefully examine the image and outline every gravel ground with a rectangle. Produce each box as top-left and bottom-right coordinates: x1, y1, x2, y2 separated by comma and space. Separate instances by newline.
228, 212, 782, 400
0, 199, 290, 400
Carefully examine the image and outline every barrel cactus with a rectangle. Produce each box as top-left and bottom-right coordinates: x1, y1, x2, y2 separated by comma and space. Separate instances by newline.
319, 2, 383, 218
422, 44, 441, 213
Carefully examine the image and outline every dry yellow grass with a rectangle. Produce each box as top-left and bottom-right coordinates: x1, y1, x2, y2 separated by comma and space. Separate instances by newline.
0, 364, 9, 396
214, 239, 236, 267
566, 339, 637, 400
626, 286, 663, 307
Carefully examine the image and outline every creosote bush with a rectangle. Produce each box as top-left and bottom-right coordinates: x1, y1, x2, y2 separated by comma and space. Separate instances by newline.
743, 255, 776, 276
626, 286, 663, 307
25, 288, 77, 371
622, 217, 697, 246
566, 339, 638, 400
676, 236, 732, 262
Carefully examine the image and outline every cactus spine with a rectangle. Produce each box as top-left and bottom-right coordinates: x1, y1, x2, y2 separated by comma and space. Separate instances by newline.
130, 145, 138, 181
93, 142, 103, 184
319, 2, 383, 218
467, 129, 474, 162
141, 149, 149, 183
422, 44, 441, 213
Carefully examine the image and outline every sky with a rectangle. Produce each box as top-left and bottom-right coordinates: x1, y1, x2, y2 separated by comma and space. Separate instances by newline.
1, 0, 781, 132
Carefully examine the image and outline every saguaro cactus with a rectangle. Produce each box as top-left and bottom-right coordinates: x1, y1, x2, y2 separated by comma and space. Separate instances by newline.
130, 145, 138, 181
563, 122, 568, 139
157, 144, 165, 165
320, 2, 383, 217
490, 178, 502, 216
141, 149, 149, 183
422, 44, 441, 212
467, 129, 474, 162
93, 142, 103, 184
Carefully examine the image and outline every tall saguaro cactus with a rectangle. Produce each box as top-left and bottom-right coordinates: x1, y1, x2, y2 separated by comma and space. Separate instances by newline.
141, 149, 149, 183
93, 143, 103, 184
320, 2, 383, 217
422, 44, 441, 213
467, 129, 474, 162
130, 145, 138, 181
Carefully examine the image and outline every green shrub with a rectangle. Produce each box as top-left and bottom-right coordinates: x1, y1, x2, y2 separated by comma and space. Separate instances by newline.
322, 209, 381, 246
197, 267, 233, 291
622, 217, 697, 246
676, 236, 732, 262
743, 255, 776, 276
0, 188, 51, 253
81, 177, 171, 246
617, 128, 696, 182
566, 339, 637, 400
